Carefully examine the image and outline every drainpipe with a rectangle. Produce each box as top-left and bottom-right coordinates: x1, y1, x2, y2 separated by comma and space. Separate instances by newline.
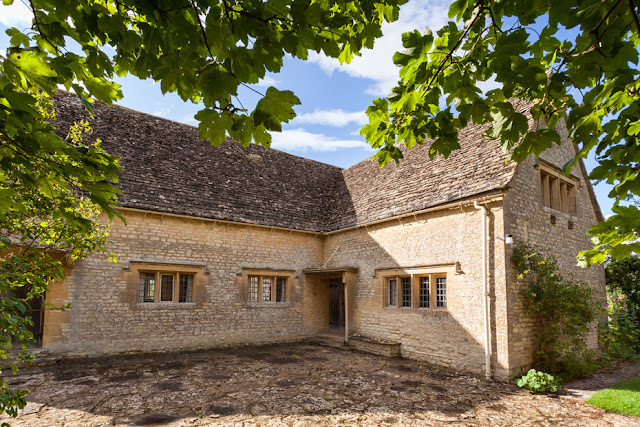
474, 201, 492, 379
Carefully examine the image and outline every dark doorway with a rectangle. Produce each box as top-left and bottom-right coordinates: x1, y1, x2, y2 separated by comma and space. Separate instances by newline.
329, 278, 345, 333
12, 286, 44, 348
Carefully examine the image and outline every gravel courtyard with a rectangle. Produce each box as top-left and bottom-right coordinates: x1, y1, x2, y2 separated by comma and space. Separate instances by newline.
1, 342, 637, 426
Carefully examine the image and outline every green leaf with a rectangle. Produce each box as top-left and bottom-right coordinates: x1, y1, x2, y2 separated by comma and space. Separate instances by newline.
252, 87, 300, 132
9, 51, 57, 78
511, 128, 561, 163
628, 120, 640, 136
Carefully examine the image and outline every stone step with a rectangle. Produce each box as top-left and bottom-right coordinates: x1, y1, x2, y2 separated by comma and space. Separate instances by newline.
305, 334, 345, 348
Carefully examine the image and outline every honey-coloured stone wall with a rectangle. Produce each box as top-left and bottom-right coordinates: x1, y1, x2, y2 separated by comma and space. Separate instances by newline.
43, 209, 328, 354
322, 198, 514, 379
502, 120, 606, 376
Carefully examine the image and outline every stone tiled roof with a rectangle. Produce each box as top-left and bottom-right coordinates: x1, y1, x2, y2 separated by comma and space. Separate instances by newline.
53, 93, 532, 233
325, 106, 534, 230
54, 94, 342, 232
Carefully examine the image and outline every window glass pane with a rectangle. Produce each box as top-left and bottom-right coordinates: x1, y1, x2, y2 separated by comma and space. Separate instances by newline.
560, 182, 568, 213
551, 176, 561, 210
263, 278, 273, 302
388, 278, 397, 306
541, 173, 550, 207
419, 276, 429, 308
179, 274, 193, 303
249, 276, 259, 302
160, 274, 174, 301
276, 278, 286, 302
139, 272, 155, 303
401, 277, 411, 307
436, 277, 447, 308
568, 184, 577, 216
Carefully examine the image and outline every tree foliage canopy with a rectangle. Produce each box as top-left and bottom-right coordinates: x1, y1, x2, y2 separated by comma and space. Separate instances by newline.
0, 0, 639, 416
3, 0, 405, 145
0, 0, 403, 417
606, 254, 640, 316
361, 0, 640, 265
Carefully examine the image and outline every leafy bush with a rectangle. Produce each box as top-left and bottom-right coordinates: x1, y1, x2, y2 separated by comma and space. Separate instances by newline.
599, 293, 640, 358
605, 255, 640, 325
513, 242, 600, 379
516, 369, 559, 393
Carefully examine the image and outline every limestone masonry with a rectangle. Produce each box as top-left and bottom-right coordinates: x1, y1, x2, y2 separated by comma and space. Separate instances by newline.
41, 93, 605, 380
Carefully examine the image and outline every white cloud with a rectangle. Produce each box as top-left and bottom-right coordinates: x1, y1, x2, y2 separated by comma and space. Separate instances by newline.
291, 109, 367, 127
179, 113, 198, 125
270, 128, 373, 152
0, 2, 34, 27
307, 0, 452, 97
153, 106, 173, 117
255, 76, 280, 87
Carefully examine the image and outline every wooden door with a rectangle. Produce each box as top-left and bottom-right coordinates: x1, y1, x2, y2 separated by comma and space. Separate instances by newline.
329, 278, 345, 333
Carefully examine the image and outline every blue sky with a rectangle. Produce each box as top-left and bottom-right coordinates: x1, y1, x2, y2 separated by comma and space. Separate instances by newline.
0, 0, 616, 217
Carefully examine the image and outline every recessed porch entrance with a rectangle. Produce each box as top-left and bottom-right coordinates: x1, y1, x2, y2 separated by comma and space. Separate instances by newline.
302, 267, 357, 342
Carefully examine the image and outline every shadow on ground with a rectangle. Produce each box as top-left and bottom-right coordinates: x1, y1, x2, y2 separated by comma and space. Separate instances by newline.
1, 343, 638, 426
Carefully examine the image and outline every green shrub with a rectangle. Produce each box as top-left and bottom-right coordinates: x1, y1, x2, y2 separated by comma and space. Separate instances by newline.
599, 293, 640, 357
513, 242, 600, 380
515, 369, 559, 393
605, 255, 640, 327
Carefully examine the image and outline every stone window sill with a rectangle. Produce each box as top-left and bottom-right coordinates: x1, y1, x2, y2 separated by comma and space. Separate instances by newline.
384, 306, 448, 312
135, 302, 196, 310
542, 206, 577, 219
247, 302, 292, 309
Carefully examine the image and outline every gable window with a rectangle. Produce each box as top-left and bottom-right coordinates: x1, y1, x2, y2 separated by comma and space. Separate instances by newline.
248, 275, 287, 303
385, 273, 447, 310
138, 272, 194, 303
540, 167, 577, 215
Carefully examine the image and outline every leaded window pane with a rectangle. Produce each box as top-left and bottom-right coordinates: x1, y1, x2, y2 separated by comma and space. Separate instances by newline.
262, 278, 273, 302
388, 278, 397, 306
249, 276, 259, 302
179, 274, 193, 303
139, 272, 155, 303
401, 277, 411, 307
419, 276, 429, 308
436, 277, 447, 308
276, 278, 286, 302
160, 274, 174, 301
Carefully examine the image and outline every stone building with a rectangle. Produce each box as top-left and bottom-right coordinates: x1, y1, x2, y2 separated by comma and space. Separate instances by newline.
39, 94, 605, 380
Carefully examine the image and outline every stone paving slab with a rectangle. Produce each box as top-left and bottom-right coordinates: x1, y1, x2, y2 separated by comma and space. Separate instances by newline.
0, 343, 637, 426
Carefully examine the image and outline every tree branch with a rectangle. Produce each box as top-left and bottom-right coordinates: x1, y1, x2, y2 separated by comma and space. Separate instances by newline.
629, 0, 640, 36
189, 0, 214, 58
419, 2, 485, 99
28, 0, 59, 54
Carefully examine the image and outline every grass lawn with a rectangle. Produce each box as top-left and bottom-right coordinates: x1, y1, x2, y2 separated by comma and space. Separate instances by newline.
586, 376, 640, 418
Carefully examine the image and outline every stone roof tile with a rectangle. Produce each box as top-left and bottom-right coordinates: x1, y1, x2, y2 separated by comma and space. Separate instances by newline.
54, 93, 342, 232
53, 93, 534, 233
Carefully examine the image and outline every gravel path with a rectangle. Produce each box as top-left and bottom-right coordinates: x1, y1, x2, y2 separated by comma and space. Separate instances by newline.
1, 343, 637, 426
